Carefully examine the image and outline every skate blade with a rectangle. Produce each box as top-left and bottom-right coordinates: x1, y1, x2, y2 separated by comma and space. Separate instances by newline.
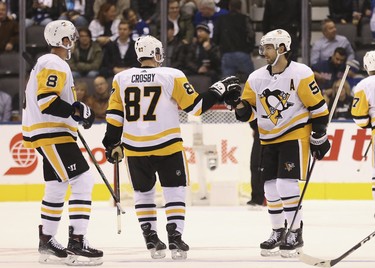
149, 248, 166, 259
39, 253, 67, 264
171, 249, 187, 260
65, 255, 103, 266
280, 247, 303, 258
260, 248, 280, 257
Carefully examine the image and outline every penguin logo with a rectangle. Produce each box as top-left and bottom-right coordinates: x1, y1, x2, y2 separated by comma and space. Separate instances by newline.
260, 88, 294, 125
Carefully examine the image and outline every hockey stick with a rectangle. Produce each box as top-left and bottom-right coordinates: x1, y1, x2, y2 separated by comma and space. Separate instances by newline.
77, 130, 125, 214
299, 230, 375, 267
357, 140, 372, 172
286, 65, 351, 234
114, 153, 122, 234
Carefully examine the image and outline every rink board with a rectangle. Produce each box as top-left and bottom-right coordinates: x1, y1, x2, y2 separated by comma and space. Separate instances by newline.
0, 121, 373, 201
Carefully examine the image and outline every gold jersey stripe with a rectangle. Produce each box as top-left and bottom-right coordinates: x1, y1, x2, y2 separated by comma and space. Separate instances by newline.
124, 127, 181, 142
22, 122, 78, 132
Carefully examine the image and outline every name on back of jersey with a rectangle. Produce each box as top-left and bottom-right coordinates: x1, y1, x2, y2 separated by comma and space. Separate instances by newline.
131, 73, 156, 83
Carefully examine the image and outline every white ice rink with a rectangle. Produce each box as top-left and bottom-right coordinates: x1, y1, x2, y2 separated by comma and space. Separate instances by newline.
1, 200, 375, 268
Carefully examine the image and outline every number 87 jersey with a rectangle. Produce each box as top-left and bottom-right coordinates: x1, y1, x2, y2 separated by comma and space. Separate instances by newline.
106, 67, 203, 157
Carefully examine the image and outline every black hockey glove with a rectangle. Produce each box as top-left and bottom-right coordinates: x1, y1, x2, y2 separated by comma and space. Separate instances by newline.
105, 142, 124, 164
71, 101, 95, 129
209, 76, 240, 101
223, 83, 242, 110
310, 132, 331, 160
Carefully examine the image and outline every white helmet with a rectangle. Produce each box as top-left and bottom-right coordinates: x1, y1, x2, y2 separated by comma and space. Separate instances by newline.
44, 20, 78, 50
363, 51, 375, 73
135, 35, 164, 63
259, 29, 291, 56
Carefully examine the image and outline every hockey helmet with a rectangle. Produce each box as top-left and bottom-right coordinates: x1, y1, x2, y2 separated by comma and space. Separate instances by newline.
44, 20, 78, 49
259, 29, 291, 56
363, 50, 375, 73
135, 35, 164, 63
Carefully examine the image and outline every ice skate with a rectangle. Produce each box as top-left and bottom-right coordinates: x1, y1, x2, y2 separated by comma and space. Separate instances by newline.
38, 225, 70, 264
166, 223, 189, 260
260, 227, 286, 257
141, 223, 166, 259
280, 226, 304, 258
65, 226, 103, 266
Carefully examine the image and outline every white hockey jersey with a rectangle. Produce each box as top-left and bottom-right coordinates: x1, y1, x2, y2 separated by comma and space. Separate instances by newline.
242, 61, 329, 144
351, 75, 375, 129
22, 54, 78, 148
106, 67, 204, 156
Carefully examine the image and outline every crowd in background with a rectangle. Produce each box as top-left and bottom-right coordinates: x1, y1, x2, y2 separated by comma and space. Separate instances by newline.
0, 0, 374, 122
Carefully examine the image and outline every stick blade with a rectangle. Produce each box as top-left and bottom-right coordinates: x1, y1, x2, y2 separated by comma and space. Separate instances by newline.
299, 253, 332, 267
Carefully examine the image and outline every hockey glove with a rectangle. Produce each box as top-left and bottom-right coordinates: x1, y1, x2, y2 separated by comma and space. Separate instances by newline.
223, 83, 242, 109
209, 76, 240, 100
310, 132, 331, 160
71, 101, 95, 129
105, 142, 124, 164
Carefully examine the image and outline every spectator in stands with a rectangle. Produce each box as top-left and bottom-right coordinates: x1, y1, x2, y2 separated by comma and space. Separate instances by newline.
182, 23, 221, 83
193, 0, 228, 37
99, 20, 139, 78
0, 90, 12, 122
8, 0, 34, 27
180, 0, 198, 17
311, 19, 355, 65
328, 0, 361, 24
29, 0, 67, 27
0, 1, 18, 53
93, 0, 130, 19
213, 0, 254, 81
58, 0, 89, 27
132, 0, 158, 27
166, 20, 188, 69
326, 79, 353, 120
69, 28, 102, 78
262, 0, 301, 61
75, 81, 90, 104
166, 0, 194, 44
312, 47, 347, 93
86, 76, 110, 120
122, 7, 150, 41
89, 3, 121, 46
11, 92, 21, 121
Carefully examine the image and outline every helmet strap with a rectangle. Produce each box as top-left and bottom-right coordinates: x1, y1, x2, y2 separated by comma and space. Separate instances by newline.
271, 48, 287, 67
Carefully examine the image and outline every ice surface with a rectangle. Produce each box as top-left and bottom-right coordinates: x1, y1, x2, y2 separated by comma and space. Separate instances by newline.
0, 200, 374, 267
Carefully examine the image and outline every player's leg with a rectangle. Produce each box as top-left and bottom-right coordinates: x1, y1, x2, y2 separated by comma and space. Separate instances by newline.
127, 156, 166, 259
36, 145, 72, 263
259, 143, 286, 256
157, 151, 190, 260
41, 143, 103, 265
68, 170, 103, 265
276, 139, 309, 258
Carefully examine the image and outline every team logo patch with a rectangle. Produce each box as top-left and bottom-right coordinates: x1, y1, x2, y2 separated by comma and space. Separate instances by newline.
284, 162, 295, 172
260, 88, 294, 125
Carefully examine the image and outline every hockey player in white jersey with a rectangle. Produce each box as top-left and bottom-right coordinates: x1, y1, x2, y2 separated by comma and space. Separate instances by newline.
351, 51, 375, 204
102, 35, 240, 260
22, 20, 102, 265
224, 29, 331, 257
